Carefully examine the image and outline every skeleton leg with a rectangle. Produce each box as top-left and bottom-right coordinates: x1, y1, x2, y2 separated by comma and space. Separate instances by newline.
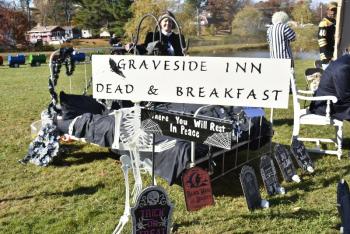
112, 155, 131, 234
129, 144, 143, 203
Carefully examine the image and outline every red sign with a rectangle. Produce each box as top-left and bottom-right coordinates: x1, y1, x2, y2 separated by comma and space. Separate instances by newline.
182, 167, 214, 211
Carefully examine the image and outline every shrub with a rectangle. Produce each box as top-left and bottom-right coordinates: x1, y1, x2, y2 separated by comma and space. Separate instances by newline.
231, 6, 265, 42
206, 24, 216, 36
292, 25, 318, 51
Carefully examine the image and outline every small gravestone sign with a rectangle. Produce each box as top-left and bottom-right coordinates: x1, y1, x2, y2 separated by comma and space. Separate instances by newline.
131, 186, 173, 234
337, 179, 350, 233
290, 139, 314, 173
260, 155, 281, 196
240, 165, 262, 210
274, 144, 299, 183
182, 166, 214, 211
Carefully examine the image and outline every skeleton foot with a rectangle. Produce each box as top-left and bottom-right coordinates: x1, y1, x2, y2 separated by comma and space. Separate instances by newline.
112, 215, 129, 234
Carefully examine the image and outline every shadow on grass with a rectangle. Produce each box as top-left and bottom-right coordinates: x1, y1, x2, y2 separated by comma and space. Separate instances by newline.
268, 193, 301, 206
53, 149, 120, 167
49, 183, 105, 197
343, 138, 350, 151
273, 118, 294, 126
0, 183, 104, 202
211, 171, 244, 197
282, 163, 350, 197
285, 176, 316, 192
239, 207, 321, 220
172, 220, 201, 233
316, 164, 350, 187
206, 144, 272, 197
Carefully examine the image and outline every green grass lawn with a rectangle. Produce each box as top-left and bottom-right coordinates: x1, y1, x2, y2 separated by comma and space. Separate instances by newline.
0, 59, 349, 234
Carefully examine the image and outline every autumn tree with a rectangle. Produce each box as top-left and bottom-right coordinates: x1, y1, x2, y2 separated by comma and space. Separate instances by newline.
0, 6, 29, 46
313, 2, 327, 23
291, 1, 313, 24
231, 6, 264, 41
206, 0, 241, 32
32, 0, 52, 26
48, 0, 76, 26
254, 0, 294, 22
31, 0, 76, 26
176, 0, 197, 37
123, 0, 172, 42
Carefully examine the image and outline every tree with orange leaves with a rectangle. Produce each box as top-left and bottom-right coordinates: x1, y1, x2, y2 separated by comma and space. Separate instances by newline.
0, 5, 29, 47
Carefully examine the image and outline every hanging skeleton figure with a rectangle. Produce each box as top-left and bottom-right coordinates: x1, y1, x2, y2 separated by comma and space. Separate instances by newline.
112, 12, 187, 234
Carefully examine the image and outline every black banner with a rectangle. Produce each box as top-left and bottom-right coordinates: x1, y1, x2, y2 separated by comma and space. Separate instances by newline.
141, 109, 232, 149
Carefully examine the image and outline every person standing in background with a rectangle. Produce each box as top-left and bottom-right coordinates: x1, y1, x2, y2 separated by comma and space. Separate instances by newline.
125, 11, 186, 56
109, 34, 120, 47
267, 11, 296, 67
318, 2, 337, 69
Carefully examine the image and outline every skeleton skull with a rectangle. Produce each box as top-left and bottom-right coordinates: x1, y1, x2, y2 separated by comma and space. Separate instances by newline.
147, 191, 160, 205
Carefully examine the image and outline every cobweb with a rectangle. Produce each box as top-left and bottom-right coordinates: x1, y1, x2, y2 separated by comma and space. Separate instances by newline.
119, 108, 152, 147
203, 132, 231, 149
141, 119, 163, 135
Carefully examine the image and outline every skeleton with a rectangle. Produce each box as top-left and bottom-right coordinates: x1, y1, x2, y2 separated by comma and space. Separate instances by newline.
112, 155, 131, 234
110, 12, 185, 234
111, 104, 175, 234
118, 104, 147, 202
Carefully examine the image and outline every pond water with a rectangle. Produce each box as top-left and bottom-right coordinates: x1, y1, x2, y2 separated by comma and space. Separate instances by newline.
199, 50, 319, 60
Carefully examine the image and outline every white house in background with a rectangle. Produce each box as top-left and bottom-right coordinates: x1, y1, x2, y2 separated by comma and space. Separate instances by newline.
26, 25, 65, 45
81, 29, 92, 38
99, 28, 111, 38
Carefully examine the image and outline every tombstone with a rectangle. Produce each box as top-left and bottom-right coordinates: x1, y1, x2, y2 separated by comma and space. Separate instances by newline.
337, 179, 350, 234
131, 186, 173, 234
260, 155, 283, 196
290, 139, 314, 173
274, 144, 300, 183
240, 165, 262, 210
182, 166, 214, 211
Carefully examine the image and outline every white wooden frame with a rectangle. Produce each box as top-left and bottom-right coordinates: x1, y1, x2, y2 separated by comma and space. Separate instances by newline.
290, 69, 343, 159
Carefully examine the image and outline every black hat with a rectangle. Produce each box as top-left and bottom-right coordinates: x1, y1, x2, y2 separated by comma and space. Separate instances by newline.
158, 10, 176, 29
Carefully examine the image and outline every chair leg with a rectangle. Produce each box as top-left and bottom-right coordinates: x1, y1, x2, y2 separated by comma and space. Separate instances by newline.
336, 125, 343, 160
292, 121, 300, 142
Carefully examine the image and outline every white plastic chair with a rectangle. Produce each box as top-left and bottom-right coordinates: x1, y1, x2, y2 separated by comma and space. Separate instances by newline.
290, 69, 343, 159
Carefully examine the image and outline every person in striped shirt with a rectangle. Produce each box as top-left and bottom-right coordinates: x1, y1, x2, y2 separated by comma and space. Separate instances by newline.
267, 11, 296, 67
